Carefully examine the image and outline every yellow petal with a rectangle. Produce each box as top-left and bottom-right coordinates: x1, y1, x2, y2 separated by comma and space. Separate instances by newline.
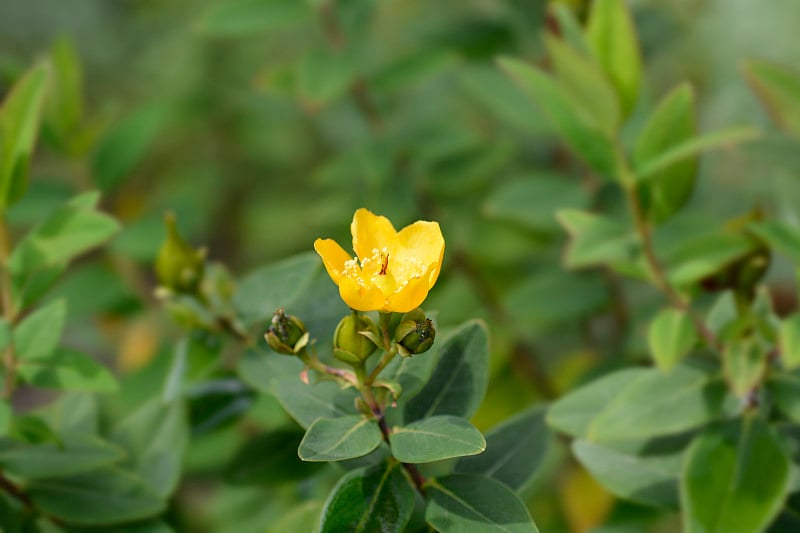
394, 220, 445, 287
352, 208, 397, 261
339, 276, 385, 311
314, 238, 352, 284
386, 274, 431, 313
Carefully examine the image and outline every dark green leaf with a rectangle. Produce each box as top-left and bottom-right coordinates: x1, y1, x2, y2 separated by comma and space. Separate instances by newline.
455, 406, 551, 490
426, 473, 539, 533
109, 400, 188, 499
28, 467, 164, 525
0, 434, 124, 479
588, 364, 733, 441
0, 62, 49, 209
225, 428, 323, 484
389, 415, 485, 464
547, 367, 649, 438
681, 419, 790, 533
298, 415, 382, 462
319, 462, 414, 533
404, 320, 489, 423
44, 37, 83, 151
767, 374, 800, 423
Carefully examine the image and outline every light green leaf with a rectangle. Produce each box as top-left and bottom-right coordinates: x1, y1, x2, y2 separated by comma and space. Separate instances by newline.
588, 364, 733, 442
13, 299, 65, 361
547, 367, 649, 438
404, 320, 489, 423
0, 318, 10, 353
681, 419, 790, 533
233, 252, 320, 325
743, 59, 800, 138
0, 434, 125, 479
635, 127, 760, 182
551, 4, 591, 56
483, 174, 589, 232
8, 191, 120, 274
110, 400, 189, 499
389, 416, 485, 464
270, 501, 323, 533
17, 348, 119, 393
319, 462, 414, 533
633, 83, 697, 223
586, 0, 642, 116
574, 438, 683, 509
39, 393, 98, 435
297, 48, 358, 108
27, 467, 165, 525
91, 104, 167, 191
556, 209, 641, 274
455, 406, 551, 490
648, 308, 697, 372
196, 0, 311, 37
498, 57, 617, 178
747, 219, 800, 264
723, 338, 767, 398
0, 62, 49, 209
44, 37, 83, 150
425, 473, 539, 533
298, 415, 382, 462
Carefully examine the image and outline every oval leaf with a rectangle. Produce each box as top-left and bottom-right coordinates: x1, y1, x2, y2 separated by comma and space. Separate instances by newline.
389, 415, 485, 464
648, 307, 697, 372
298, 415, 382, 462
0, 434, 124, 479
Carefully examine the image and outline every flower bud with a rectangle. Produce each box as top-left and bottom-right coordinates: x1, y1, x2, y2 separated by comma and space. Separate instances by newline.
265, 309, 308, 355
155, 212, 206, 294
333, 313, 377, 365
395, 309, 435, 356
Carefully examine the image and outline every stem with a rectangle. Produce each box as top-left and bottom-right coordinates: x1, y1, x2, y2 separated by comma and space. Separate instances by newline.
300, 350, 358, 387
366, 348, 396, 385
0, 219, 17, 399
621, 170, 720, 351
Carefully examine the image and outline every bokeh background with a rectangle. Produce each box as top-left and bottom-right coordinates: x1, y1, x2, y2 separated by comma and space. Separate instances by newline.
1, 0, 800, 531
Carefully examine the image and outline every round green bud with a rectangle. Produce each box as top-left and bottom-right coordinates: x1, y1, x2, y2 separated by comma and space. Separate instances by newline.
155, 212, 206, 294
395, 309, 435, 356
265, 309, 308, 355
333, 313, 377, 365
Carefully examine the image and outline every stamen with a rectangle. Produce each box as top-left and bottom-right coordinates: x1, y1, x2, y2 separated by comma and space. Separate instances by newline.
379, 253, 389, 275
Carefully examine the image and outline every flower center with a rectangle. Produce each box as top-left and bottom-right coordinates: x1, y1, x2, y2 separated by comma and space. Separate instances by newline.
379, 252, 389, 275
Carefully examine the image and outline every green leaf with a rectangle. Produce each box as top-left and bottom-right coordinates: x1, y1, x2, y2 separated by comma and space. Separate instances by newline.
586, 0, 642, 116
743, 59, 800, 138
319, 462, 414, 533
547, 367, 649, 438
0, 401, 11, 437
498, 57, 617, 178
270, 501, 323, 533
27, 467, 165, 525
225, 428, 323, 485
0, 434, 125, 479
544, 34, 621, 133
8, 191, 120, 274
483, 174, 589, 232
39, 392, 98, 435
556, 209, 640, 274
298, 415, 382, 462
663, 229, 756, 287
196, 0, 311, 37
297, 48, 358, 108
748, 220, 800, 264
0, 62, 49, 209
91, 104, 167, 191
233, 252, 320, 325
573, 438, 684, 509
635, 127, 760, 182
17, 348, 119, 393
681, 419, 790, 533
13, 299, 65, 361
404, 320, 489, 423
44, 37, 83, 151
389, 415, 485, 464
551, 4, 591, 56
723, 338, 767, 398
633, 84, 697, 223
455, 406, 551, 490
425, 473, 539, 533
109, 400, 189, 499
767, 373, 800, 423
588, 364, 733, 442
647, 308, 697, 372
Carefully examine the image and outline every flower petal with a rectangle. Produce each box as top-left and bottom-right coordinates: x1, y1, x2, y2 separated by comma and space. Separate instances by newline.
352, 208, 397, 261
314, 238, 352, 284
339, 276, 385, 311
395, 220, 445, 287
386, 274, 431, 313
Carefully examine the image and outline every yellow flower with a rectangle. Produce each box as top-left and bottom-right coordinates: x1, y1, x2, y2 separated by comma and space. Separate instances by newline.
314, 209, 445, 313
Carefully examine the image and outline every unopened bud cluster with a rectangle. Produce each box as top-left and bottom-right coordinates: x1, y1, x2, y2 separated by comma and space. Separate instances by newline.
265, 309, 309, 355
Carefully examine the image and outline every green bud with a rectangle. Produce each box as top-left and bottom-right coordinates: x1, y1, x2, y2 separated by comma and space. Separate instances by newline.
265, 309, 308, 355
333, 313, 377, 365
155, 212, 206, 294
395, 309, 435, 356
